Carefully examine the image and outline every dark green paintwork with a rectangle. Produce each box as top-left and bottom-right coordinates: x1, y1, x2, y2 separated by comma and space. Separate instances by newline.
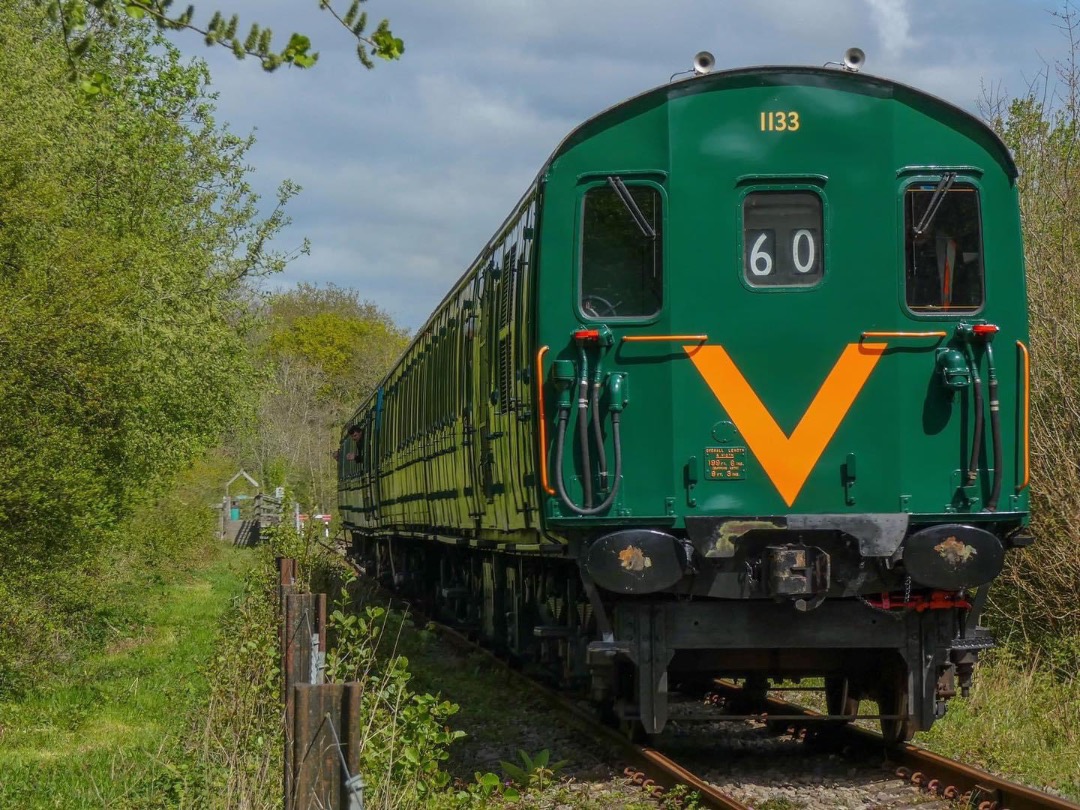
339, 67, 1029, 544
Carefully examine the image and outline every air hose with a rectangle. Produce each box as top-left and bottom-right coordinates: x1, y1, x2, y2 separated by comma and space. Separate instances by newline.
963, 340, 983, 485
963, 323, 1003, 511
552, 334, 624, 516
591, 361, 608, 490
984, 338, 1003, 511
554, 407, 623, 515
575, 344, 593, 508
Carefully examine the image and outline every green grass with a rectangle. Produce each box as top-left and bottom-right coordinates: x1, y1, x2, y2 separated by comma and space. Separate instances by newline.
0, 543, 257, 808
917, 650, 1080, 800
776, 659, 1080, 800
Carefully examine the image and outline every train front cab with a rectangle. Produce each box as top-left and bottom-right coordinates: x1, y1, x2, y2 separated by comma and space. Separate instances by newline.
535, 69, 1031, 740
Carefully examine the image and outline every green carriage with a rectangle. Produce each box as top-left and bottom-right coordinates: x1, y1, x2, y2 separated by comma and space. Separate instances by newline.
340, 61, 1030, 741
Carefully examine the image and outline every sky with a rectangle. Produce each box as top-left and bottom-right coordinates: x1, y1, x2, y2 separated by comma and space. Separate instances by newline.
177, 0, 1070, 330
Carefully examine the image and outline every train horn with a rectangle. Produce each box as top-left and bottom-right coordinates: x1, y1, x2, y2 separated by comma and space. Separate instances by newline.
693, 51, 716, 75
843, 47, 866, 72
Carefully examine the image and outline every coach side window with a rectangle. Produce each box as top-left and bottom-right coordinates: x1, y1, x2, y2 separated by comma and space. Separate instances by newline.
742, 191, 823, 287
904, 181, 983, 313
580, 180, 663, 319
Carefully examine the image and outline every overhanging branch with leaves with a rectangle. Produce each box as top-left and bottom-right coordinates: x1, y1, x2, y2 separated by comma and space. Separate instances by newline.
42, 0, 403, 93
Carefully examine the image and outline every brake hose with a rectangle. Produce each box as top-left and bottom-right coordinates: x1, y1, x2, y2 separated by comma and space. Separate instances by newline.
591, 367, 608, 490
964, 340, 983, 485
984, 340, 1002, 511
575, 344, 593, 509
554, 407, 623, 515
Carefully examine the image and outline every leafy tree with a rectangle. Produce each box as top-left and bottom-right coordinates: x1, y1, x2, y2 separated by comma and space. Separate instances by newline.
35, 0, 402, 93
234, 284, 408, 510
983, 5, 1080, 669
0, 4, 299, 690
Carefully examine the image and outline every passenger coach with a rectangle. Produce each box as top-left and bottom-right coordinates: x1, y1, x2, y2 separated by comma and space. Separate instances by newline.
339, 54, 1031, 742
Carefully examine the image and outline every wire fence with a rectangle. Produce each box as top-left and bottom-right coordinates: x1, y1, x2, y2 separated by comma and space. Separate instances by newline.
278, 557, 364, 810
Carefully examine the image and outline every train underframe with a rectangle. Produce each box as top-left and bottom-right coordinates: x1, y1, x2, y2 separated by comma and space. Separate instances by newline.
349, 526, 999, 744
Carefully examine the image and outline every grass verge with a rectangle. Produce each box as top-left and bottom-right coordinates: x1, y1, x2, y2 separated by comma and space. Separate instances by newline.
918, 649, 1080, 800
0, 543, 256, 808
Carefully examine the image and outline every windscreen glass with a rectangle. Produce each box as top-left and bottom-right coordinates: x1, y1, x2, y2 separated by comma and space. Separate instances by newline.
580, 184, 663, 318
904, 183, 983, 312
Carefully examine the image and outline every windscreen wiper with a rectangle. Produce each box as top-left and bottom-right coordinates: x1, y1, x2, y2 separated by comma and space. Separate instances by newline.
607, 176, 656, 239
913, 171, 957, 237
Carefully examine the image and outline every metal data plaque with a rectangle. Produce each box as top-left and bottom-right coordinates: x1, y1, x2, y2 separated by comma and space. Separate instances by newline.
704, 447, 746, 480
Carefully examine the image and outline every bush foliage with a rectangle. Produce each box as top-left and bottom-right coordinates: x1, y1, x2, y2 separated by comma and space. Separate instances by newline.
0, 4, 295, 695
235, 284, 409, 510
984, 8, 1080, 667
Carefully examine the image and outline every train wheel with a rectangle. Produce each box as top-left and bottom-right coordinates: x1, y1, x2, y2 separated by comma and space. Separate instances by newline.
596, 694, 650, 742
728, 675, 769, 715
877, 671, 916, 745
618, 713, 649, 744
824, 676, 859, 722
597, 662, 650, 743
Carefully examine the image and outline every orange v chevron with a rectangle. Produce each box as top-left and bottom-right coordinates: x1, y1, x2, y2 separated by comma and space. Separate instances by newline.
686, 343, 887, 507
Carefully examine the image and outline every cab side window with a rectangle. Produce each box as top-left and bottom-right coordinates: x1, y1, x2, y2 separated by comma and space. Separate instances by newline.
904, 182, 983, 313
580, 182, 663, 319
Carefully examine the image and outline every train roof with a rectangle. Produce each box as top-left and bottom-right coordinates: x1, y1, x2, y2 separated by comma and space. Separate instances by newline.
541, 65, 1018, 181
348, 65, 1018, 420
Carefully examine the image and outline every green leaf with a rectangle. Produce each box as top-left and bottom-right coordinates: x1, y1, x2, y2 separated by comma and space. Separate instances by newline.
343, 0, 361, 28
71, 35, 93, 56
124, 4, 146, 19
282, 32, 315, 67
371, 28, 404, 60
500, 761, 528, 785
243, 23, 260, 52
78, 71, 109, 96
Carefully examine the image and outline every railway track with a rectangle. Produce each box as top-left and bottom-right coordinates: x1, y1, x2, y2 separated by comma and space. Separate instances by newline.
740, 685, 1080, 810
329, 544, 1078, 810
660, 684, 1080, 810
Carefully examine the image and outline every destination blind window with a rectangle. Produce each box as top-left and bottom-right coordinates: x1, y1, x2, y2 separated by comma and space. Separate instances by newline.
742, 191, 824, 287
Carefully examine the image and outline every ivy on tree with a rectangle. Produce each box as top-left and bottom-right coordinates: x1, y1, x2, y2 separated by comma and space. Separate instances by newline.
43, 0, 403, 93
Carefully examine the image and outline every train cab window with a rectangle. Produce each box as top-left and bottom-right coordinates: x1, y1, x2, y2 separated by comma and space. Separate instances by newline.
580, 180, 663, 319
742, 192, 823, 287
904, 181, 983, 313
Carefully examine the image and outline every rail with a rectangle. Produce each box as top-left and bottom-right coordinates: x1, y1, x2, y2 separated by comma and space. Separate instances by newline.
323, 540, 750, 808
325, 542, 1076, 810
715, 682, 1080, 810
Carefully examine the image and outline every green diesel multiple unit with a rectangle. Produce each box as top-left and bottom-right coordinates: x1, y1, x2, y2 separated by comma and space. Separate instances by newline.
339, 64, 1031, 742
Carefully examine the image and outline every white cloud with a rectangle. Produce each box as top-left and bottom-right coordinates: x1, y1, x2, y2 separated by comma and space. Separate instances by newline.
866, 0, 914, 58
176, 1, 1064, 329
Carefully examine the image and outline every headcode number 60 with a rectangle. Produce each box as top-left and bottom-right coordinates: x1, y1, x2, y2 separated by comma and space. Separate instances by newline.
749, 230, 817, 275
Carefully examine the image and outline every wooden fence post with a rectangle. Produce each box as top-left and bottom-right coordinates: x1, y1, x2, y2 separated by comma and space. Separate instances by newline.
277, 556, 296, 606
314, 592, 327, 684
292, 683, 363, 810
277, 558, 343, 809
283, 590, 317, 810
